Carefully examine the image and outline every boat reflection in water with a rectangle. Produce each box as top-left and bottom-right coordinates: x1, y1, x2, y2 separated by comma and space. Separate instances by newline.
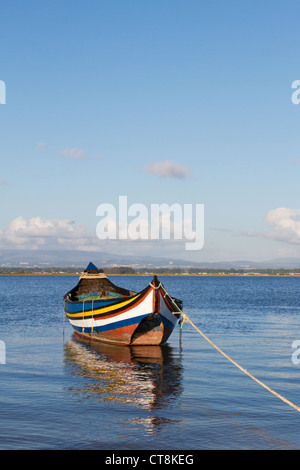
63, 334, 183, 413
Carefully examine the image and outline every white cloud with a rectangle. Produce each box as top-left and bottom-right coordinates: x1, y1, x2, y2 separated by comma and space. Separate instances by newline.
0, 207, 202, 255
145, 160, 191, 179
61, 147, 88, 159
0, 179, 9, 184
263, 207, 300, 244
0, 216, 99, 251
242, 207, 300, 246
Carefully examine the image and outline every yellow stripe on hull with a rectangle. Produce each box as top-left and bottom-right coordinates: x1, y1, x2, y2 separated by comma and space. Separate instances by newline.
65, 293, 141, 319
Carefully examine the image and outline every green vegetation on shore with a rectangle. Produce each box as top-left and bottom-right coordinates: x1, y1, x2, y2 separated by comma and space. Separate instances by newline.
1, 266, 300, 276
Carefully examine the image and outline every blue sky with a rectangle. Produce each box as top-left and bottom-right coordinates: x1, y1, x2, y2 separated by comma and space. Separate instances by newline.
1, 0, 300, 263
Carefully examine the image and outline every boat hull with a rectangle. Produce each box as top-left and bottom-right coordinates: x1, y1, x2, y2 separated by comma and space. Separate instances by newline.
64, 282, 182, 346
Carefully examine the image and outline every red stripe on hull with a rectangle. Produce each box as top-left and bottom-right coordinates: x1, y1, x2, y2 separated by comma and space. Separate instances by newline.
73, 317, 173, 346
74, 322, 138, 345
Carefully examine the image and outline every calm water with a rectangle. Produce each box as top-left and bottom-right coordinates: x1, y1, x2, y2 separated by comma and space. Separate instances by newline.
1, 274, 300, 450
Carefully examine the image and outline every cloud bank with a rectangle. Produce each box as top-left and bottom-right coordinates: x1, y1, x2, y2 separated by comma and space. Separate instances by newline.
0, 212, 200, 254
264, 207, 300, 244
0, 216, 98, 251
242, 207, 300, 246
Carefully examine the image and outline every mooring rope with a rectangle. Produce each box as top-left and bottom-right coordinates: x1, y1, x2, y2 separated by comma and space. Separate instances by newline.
63, 299, 65, 339
181, 311, 300, 413
155, 282, 300, 414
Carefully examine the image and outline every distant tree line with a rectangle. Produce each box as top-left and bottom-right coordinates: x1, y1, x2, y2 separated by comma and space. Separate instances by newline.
1, 266, 300, 275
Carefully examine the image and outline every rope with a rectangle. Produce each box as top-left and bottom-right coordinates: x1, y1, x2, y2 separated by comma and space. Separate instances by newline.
181, 312, 300, 413
63, 299, 65, 339
82, 300, 85, 333
91, 299, 94, 333
156, 281, 300, 414
149, 281, 162, 290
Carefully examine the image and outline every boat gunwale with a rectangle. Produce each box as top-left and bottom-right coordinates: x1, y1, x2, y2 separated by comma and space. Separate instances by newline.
64, 284, 182, 312
63, 285, 148, 306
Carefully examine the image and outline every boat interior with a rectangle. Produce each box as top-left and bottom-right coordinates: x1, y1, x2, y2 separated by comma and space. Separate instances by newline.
67, 265, 137, 302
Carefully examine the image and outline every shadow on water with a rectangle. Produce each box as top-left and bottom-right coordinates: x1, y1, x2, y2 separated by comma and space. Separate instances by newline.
63, 334, 183, 411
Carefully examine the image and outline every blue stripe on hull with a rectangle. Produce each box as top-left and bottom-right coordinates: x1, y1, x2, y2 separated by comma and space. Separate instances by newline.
70, 313, 150, 334
65, 298, 119, 314
71, 312, 176, 335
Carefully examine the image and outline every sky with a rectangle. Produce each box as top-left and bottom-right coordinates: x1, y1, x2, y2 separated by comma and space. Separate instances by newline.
1, 0, 300, 263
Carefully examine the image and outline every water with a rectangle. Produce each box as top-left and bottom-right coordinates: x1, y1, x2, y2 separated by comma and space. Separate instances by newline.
1, 274, 300, 450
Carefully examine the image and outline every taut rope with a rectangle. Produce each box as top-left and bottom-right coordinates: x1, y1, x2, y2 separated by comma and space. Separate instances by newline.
157, 282, 300, 414
181, 312, 300, 413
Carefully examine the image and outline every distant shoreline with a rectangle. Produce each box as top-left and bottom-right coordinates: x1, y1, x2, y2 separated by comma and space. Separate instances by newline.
1, 264, 300, 277
1, 271, 300, 277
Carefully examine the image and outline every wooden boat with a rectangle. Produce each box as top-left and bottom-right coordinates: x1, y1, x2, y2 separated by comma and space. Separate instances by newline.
64, 262, 183, 346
